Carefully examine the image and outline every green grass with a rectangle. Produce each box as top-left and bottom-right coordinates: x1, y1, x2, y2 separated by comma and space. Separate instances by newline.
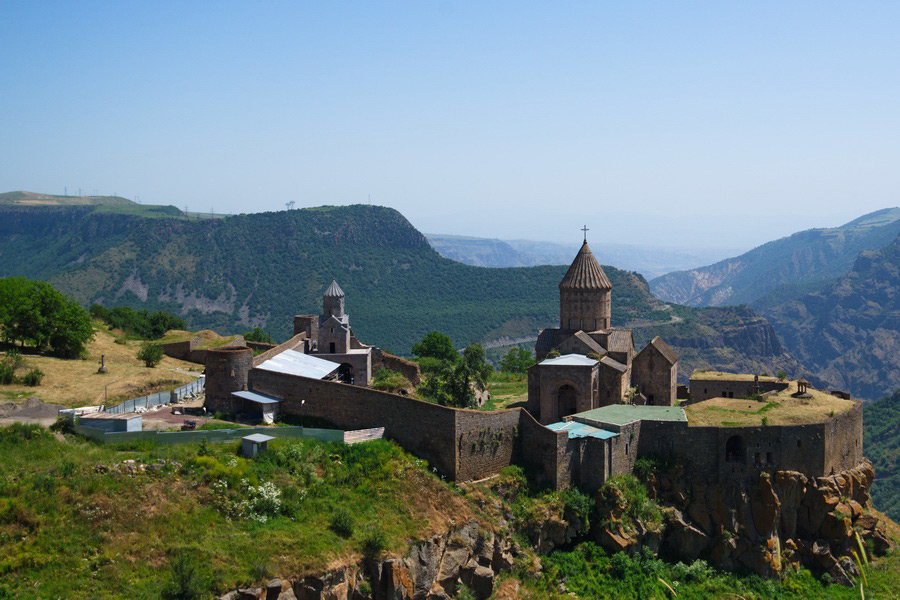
518, 541, 900, 599
0, 423, 471, 599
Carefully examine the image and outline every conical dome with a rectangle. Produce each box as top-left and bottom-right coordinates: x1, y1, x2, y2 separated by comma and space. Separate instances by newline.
324, 279, 345, 297
559, 241, 612, 290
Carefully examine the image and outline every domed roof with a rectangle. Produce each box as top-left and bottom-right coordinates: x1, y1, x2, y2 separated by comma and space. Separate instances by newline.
559, 241, 612, 290
324, 279, 345, 297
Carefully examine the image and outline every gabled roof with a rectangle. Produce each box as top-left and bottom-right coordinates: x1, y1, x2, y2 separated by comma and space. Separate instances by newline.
605, 329, 634, 354
324, 279, 345, 298
559, 241, 612, 290
571, 331, 606, 355
599, 356, 627, 373
639, 336, 678, 364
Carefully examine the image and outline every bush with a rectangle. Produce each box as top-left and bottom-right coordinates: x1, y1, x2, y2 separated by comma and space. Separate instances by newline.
160, 551, 209, 600
22, 368, 43, 386
243, 327, 274, 344
362, 528, 387, 557
91, 304, 185, 340
137, 343, 164, 367
371, 369, 411, 392
330, 508, 355, 538
0, 361, 13, 385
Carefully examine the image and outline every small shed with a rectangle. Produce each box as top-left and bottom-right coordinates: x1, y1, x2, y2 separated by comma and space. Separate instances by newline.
79, 413, 142, 432
241, 433, 275, 458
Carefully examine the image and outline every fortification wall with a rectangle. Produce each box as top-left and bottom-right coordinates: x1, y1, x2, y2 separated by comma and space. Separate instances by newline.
823, 402, 864, 476
518, 409, 570, 489
371, 348, 422, 387
205, 347, 253, 414
455, 410, 520, 482
251, 333, 307, 367
249, 369, 460, 477
688, 379, 788, 404
642, 404, 863, 483
162, 339, 194, 361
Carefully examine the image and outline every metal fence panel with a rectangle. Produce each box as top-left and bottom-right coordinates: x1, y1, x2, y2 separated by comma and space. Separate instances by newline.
105, 377, 205, 414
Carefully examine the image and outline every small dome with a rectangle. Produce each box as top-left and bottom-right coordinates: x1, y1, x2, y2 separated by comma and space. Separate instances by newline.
559, 241, 612, 290
324, 279, 345, 297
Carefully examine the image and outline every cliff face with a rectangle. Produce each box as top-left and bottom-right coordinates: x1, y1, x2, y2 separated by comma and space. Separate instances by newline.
760, 236, 900, 400
594, 461, 891, 586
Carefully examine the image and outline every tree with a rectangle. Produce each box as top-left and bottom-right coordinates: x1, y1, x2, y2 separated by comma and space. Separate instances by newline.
499, 347, 535, 373
0, 277, 93, 357
244, 327, 274, 344
412, 331, 458, 363
137, 343, 164, 367
420, 343, 493, 408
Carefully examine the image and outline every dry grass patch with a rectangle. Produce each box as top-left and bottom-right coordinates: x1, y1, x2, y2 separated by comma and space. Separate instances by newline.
0, 327, 200, 408
690, 370, 780, 382
686, 381, 855, 427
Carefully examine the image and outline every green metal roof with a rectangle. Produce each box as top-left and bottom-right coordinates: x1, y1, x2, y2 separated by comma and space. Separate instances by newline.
572, 404, 687, 427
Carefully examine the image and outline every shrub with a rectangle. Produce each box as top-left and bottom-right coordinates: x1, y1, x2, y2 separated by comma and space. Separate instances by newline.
160, 551, 209, 600
330, 508, 355, 538
22, 368, 44, 386
371, 369, 411, 392
0, 361, 13, 385
243, 327, 274, 344
362, 528, 387, 557
137, 343, 164, 367
777, 370, 787, 381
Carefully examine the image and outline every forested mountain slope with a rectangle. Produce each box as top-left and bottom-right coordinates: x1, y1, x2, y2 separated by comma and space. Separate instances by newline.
650, 208, 900, 307
0, 202, 802, 379
759, 235, 899, 400
865, 391, 900, 522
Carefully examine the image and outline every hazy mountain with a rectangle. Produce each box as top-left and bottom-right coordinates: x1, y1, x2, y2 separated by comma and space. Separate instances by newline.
427, 234, 742, 279
649, 208, 900, 307
0, 197, 804, 380
759, 235, 899, 400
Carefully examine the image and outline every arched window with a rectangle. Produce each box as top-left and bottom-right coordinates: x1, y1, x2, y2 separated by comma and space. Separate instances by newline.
725, 435, 746, 464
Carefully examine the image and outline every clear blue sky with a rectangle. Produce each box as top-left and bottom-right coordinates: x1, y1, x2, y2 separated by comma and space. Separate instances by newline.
2, 1, 898, 249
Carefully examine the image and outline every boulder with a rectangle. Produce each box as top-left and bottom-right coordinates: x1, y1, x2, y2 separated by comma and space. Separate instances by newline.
266, 579, 283, 600
666, 510, 711, 560
383, 559, 414, 600
409, 539, 441, 599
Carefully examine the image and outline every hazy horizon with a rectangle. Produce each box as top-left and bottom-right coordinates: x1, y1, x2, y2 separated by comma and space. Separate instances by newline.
2, 2, 898, 250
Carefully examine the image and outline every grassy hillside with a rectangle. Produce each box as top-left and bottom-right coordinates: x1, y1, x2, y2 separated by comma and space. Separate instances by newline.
650, 207, 900, 307
0, 427, 472, 599
0, 324, 199, 409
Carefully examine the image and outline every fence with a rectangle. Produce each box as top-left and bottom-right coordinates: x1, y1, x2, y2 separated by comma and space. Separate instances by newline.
104, 377, 205, 414
73, 423, 344, 445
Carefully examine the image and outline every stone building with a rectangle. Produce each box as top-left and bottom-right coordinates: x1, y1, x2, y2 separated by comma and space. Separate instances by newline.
528, 239, 680, 424
293, 280, 373, 386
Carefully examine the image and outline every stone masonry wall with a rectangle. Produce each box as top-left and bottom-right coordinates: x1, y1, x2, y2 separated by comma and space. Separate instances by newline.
455, 410, 521, 482
249, 369, 460, 477
688, 379, 789, 404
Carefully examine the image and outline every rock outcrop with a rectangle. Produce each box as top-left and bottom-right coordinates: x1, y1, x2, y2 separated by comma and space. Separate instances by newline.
611, 459, 893, 585
215, 520, 524, 600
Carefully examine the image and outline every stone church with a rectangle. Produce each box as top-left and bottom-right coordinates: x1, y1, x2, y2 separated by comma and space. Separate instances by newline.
292, 279, 372, 385
526, 238, 679, 424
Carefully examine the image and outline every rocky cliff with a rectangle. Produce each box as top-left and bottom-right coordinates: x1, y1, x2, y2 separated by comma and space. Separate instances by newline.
595, 461, 891, 587
759, 236, 900, 400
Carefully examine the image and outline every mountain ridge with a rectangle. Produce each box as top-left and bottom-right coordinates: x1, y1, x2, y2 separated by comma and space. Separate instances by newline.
650, 207, 900, 307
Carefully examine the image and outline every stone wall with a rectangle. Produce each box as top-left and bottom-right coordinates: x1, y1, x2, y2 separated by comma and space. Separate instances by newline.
205, 347, 254, 414
688, 379, 789, 403
251, 333, 307, 367
823, 402, 864, 476
560, 288, 610, 331
372, 348, 422, 387
455, 410, 521, 482
632, 352, 677, 406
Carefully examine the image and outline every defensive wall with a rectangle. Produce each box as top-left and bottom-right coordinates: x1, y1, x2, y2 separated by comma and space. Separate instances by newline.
635, 401, 863, 483
162, 335, 246, 365
688, 378, 789, 404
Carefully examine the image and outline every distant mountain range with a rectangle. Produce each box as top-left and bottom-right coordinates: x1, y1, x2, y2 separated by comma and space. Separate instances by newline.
0, 194, 805, 383
649, 208, 900, 307
426, 234, 741, 280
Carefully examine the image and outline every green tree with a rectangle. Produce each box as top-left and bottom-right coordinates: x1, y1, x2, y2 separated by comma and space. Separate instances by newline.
412, 331, 458, 363
0, 277, 93, 357
499, 347, 535, 373
421, 343, 493, 408
137, 343, 164, 367
244, 327, 274, 344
